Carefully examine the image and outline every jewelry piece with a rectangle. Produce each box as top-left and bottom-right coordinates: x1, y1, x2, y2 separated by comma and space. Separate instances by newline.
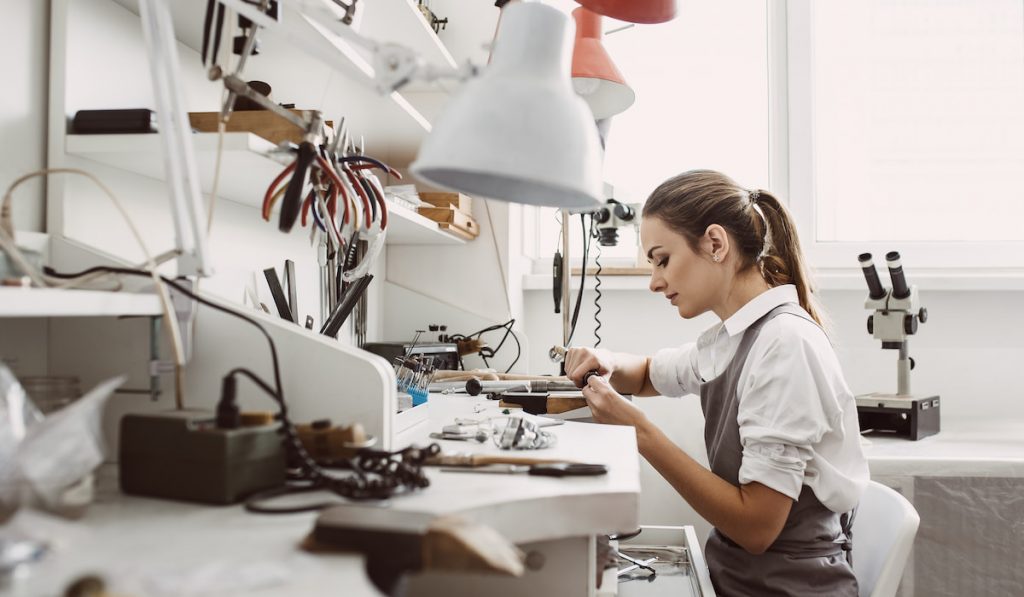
712, 253, 721, 262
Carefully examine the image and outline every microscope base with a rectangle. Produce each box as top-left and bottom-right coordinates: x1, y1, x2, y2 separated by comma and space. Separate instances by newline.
855, 394, 940, 441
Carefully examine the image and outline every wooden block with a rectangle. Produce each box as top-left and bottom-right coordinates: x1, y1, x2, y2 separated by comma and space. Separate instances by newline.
189, 110, 333, 145
418, 207, 479, 237
419, 192, 473, 213
438, 223, 476, 242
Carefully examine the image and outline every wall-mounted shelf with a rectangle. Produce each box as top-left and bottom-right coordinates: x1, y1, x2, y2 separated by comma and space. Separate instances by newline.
109, 0, 438, 151
358, 0, 458, 93
0, 287, 163, 318
66, 132, 465, 245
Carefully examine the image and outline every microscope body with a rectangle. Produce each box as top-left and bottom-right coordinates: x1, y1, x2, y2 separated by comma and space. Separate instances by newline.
857, 253, 939, 440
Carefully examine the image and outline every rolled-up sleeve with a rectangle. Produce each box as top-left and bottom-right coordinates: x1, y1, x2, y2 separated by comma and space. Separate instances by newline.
736, 329, 836, 500
648, 343, 701, 397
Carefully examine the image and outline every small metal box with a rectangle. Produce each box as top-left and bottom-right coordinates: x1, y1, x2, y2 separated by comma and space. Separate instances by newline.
119, 410, 285, 505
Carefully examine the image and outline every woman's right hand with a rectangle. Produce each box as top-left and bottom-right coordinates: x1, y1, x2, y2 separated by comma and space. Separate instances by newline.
565, 347, 616, 388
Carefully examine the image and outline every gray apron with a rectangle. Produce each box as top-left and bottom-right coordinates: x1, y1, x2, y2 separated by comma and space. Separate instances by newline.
700, 303, 858, 597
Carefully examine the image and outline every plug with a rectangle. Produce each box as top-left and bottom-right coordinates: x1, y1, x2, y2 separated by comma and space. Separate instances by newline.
216, 374, 241, 429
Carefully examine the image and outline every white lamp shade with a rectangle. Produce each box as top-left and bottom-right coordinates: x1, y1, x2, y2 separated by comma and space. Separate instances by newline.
411, 2, 604, 210
573, 77, 635, 120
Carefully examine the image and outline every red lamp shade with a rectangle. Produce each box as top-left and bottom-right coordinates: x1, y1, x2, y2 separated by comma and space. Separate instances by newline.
571, 7, 635, 119
576, 0, 677, 25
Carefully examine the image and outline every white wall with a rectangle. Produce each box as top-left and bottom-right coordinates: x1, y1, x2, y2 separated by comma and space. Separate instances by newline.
1, 0, 49, 232
382, 200, 531, 374
0, 1, 50, 377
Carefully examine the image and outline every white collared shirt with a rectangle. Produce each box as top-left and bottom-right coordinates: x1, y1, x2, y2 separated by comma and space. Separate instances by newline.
648, 285, 869, 513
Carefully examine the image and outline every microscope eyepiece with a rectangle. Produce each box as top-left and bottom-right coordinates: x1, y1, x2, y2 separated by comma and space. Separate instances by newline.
885, 251, 911, 299
859, 253, 886, 300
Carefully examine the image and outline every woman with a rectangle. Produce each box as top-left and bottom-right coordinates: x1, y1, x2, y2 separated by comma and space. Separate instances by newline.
565, 170, 869, 596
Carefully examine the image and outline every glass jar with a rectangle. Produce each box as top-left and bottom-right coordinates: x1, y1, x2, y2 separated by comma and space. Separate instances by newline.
19, 376, 81, 415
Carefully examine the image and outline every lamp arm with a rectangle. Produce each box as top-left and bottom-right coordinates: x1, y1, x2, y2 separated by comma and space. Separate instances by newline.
220, 74, 311, 131
217, 0, 476, 94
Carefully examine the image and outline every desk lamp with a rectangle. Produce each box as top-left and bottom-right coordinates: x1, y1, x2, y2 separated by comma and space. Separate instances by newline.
576, 0, 677, 24
571, 7, 635, 120
210, 0, 605, 214
410, 2, 603, 209
856, 252, 940, 440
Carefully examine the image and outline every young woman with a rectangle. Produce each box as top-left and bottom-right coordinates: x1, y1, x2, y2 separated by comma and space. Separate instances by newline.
565, 170, 869, 596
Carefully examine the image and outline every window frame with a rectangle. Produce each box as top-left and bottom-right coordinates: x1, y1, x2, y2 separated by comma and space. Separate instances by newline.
525, 206, 648, 276
780, 0, 1024, 274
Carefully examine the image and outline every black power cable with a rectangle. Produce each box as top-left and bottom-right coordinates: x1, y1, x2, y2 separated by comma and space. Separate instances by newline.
447, 318, 521, 373
591, 217, 603, 348
566, 213, 592, 346
43, 264, 439, 510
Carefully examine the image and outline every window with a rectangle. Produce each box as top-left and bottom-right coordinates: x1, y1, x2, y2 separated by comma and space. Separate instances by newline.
785, 0, 1024, 270
526, 0, 771, 271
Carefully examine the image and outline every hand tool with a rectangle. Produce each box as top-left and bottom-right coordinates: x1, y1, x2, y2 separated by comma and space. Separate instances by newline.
439, 463, 607, 476
465, 378, 581, 396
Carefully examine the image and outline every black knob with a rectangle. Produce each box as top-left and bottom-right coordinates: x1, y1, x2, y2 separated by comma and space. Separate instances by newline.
466, 378, 483, 396
428, 324, 439, 331
910, 357, 916, 370
867, 315, 874, 335
613, 202, 635, 221
904, 314, 918, 335
595, 207, 612, 224
919, 308, 928, 324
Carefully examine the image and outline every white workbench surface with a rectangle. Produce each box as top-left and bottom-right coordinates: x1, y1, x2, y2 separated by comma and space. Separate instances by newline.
325, 395, 641, 545
863, 418, 1024, 477
5, 395, 640, 596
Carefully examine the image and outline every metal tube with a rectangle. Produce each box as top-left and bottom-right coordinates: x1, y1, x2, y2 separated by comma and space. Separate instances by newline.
897, 342, 911, 396
886, 251, 911, 300
858, 253, 886, 300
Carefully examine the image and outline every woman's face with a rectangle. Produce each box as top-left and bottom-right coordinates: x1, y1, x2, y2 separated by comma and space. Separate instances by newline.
640, 216, 720, 319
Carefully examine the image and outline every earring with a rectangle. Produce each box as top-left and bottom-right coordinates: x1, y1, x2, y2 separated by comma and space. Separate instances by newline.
712, 253, 721, 263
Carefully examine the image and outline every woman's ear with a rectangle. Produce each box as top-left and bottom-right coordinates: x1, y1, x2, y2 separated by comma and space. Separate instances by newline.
702, 224, 730, 261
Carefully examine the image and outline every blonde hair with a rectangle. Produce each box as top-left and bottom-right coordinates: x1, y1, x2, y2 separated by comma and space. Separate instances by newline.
643, 169, 827, 327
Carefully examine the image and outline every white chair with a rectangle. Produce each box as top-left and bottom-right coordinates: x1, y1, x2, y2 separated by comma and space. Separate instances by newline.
852, 480, 921, 597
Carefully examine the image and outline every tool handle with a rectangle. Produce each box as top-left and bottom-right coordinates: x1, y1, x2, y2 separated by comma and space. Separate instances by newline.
320, 274, 373, 337
528, 463, 608, 477
279, 141, 316, 233
471, 454, 573, 466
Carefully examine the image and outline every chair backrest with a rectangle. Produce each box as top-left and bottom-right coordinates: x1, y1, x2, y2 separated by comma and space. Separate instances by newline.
851, 480, 921, 597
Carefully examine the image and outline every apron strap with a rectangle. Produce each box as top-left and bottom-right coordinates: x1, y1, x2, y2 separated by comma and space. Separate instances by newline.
838, 507, 857, 566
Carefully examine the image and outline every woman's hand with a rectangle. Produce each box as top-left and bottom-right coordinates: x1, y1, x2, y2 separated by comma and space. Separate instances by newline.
564, 347, 616, 388
581, 374, 649, 429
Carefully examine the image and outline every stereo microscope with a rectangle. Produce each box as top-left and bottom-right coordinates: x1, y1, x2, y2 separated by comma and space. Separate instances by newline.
856, 251, 939, 440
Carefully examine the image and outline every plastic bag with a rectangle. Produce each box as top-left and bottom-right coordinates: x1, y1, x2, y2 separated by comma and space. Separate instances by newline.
0, 366, 123, 516
0, 365, 43, 512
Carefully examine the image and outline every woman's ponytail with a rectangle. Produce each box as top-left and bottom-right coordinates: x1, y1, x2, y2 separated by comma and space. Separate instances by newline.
750, 190, 827, 328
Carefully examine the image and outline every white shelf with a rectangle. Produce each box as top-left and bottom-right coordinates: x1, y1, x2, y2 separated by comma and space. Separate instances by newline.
110, 0, 436, 151
0, 287, 163, 318
67, 132, 287, 209
66, 132, 465, 245
358, 0, 458, 93
386, 200, 465, 246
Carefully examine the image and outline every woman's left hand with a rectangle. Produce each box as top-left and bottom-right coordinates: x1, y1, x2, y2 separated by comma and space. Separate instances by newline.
581, 374, 648, 428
